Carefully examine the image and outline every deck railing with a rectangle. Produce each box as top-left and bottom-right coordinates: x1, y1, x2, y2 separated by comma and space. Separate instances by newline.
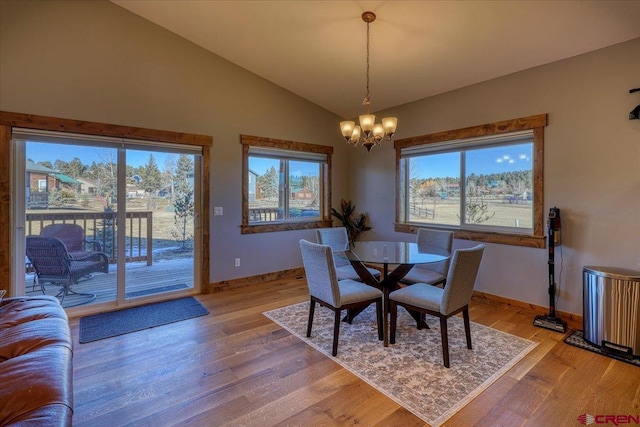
249, 207, 281, 222
26, 211, 153, 265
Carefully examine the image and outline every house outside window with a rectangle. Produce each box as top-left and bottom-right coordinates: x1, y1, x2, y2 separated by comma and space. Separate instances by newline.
395, 114, 547, 248
241, 135, 333, 234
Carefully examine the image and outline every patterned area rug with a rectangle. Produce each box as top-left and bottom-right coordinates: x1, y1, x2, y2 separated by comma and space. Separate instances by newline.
264, 302, 537, 427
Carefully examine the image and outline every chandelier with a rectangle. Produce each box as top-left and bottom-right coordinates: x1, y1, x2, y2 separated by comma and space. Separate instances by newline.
340, 11, 398, 153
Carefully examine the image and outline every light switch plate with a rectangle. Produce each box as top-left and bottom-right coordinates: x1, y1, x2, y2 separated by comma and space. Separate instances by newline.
213, 207, 223, 216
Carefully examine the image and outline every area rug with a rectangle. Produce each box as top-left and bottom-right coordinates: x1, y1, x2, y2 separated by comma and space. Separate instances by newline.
79, 296, 208, 343
264, 302, 537, 427
564, 330, 640, 367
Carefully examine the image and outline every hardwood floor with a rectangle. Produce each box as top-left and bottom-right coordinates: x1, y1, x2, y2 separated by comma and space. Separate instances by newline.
69, 276, 640, 426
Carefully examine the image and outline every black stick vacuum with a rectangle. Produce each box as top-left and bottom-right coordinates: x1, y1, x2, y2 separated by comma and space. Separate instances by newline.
533, 207, 567, 333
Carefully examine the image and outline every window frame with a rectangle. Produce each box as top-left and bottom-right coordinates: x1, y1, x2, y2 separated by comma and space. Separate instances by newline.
241, 134, 333, 234
394, 114, 547, 248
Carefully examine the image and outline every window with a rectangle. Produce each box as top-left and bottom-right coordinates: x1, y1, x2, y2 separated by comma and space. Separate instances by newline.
395, 114, 547, 248
241, 135, 333, 234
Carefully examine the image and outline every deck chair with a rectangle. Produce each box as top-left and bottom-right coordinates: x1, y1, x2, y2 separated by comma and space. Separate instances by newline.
41, 223, 102, 259
26, 236, 109, 307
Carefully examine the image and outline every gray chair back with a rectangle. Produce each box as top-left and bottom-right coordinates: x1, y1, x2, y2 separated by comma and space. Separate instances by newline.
300, 239, 341, 307
416, 228, 453, 276
440, 244, 485, 314
316, 227, 350, 268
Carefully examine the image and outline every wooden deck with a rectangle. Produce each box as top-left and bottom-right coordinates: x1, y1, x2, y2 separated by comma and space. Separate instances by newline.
25, 258, 194, 307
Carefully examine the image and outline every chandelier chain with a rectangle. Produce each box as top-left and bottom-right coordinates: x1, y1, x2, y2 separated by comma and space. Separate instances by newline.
364, 20, 371, 109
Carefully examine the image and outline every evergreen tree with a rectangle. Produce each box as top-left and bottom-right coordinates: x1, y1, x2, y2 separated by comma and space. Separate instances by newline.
139, 154, 163, 209
37, 160, 54, 169
258, 166, 279, 201
171, 154, 194, 249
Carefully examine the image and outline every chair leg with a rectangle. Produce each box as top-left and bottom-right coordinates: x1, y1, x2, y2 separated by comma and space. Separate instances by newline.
389, 301, 397, 344
332, 309, 341, 356
417, 313, 426, 330
306, 299, 316, 337
440, 316, 450, 368
376, 298, 383, 341
463, 307, 472, 350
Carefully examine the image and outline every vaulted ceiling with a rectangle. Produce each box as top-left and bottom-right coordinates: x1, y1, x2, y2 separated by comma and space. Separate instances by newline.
112, 1, 640, 119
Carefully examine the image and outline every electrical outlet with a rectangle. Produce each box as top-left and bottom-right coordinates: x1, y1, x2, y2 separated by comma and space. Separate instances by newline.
234, 258, 240, 267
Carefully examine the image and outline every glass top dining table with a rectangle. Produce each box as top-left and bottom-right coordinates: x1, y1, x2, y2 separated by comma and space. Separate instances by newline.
341, 241, 449, 266
336, 241, 450, 346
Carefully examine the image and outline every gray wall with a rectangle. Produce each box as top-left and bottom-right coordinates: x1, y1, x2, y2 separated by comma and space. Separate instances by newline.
349, 37, 640, 315
0, 0, 350, 283
2, 1, 638, 315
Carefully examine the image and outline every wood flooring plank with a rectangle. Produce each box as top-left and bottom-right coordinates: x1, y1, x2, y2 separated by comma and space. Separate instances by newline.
69, 277, 640, 427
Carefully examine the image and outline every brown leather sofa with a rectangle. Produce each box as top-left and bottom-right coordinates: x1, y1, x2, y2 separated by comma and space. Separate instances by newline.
0, 295, 73, 426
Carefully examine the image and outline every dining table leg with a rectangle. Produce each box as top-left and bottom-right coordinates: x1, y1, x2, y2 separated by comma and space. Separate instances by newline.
347, 261, 414, 346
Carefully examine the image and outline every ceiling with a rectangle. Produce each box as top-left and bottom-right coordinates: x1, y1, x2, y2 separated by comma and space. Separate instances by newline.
112, 1, 640, 119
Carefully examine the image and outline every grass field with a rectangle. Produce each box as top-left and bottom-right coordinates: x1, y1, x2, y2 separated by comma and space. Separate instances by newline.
410, 197, 533, 229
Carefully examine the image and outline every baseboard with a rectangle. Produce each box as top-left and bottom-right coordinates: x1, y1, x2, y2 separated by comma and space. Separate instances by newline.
472, 290, 582, 331
206, 267, 305, 293
206, 271, 583, 330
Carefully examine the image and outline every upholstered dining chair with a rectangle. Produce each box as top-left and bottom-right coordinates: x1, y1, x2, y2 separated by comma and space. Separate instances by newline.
300, 239, 383, 356
399, 228, 453, 287
315, 227, 381, 282
389, 244, 485, 368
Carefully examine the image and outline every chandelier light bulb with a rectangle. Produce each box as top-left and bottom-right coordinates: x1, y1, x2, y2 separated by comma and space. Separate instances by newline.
340, 121, 355, 141
373, 123, 385, 142
382, 117, 398, 137
359, 114, 375, 136
349, 125, 362, 144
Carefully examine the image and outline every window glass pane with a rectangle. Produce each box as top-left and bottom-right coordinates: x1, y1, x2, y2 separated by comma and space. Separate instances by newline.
248, 157, 282, 222
288, 160, 320, 220
464, 143, 533, 229
408, 152, 461, 226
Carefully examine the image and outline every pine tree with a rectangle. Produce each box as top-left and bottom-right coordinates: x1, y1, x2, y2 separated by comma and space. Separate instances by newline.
258, 166, 279, 201
139, 154, 163, 209
171, 154, 194, 249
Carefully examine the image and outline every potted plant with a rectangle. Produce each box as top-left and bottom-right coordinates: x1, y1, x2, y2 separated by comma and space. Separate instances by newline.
331, 199, 371, 245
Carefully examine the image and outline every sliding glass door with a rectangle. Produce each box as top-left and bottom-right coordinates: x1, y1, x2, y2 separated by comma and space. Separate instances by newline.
14, 131, 201, 311
124, 149, 198, 300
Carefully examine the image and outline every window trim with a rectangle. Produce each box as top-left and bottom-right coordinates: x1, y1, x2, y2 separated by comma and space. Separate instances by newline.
394, 114, 547, 248
240, 134, 333, 234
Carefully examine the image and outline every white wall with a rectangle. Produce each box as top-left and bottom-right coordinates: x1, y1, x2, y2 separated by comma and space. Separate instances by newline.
0, 0, 350, 283
349, 37, 640, 315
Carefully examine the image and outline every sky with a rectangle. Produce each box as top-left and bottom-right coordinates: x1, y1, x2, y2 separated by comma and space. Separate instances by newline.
249, 157, 319, 177
410, 143, 532, 179
26, 140, 529, 178
26, 142, 174, 170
